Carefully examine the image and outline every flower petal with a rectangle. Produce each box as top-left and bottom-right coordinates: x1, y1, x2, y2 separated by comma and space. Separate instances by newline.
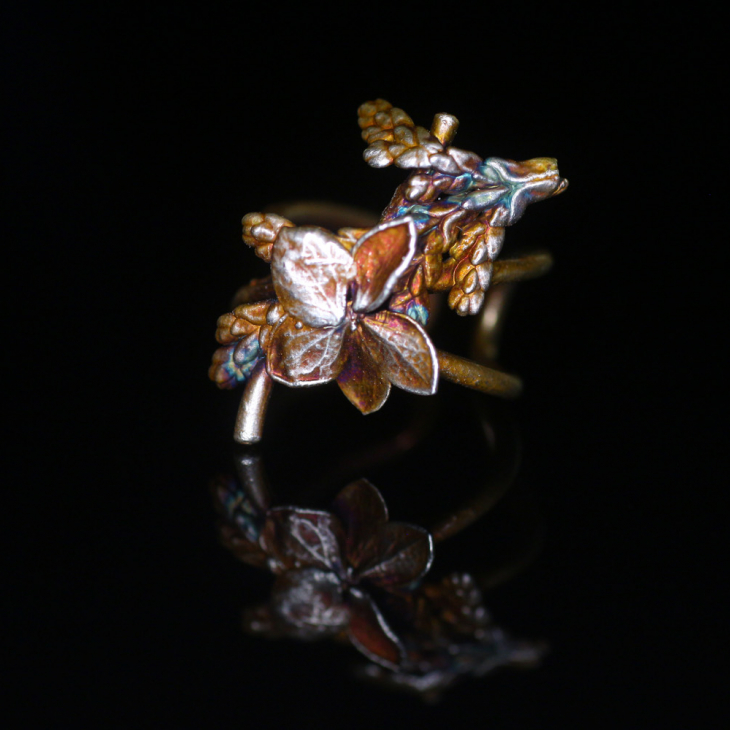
357, 522, 434, 588
218, 523, 268, 568
271, 568, 349, 637
347, 587, 405, 669
336, 329, 391, 414
267, 317, 346, 386
271, 226, 356, 327
261, 507, 345, 573
359, 311, 438, 395
351, 218, 417, 313
331, 479, 388, 570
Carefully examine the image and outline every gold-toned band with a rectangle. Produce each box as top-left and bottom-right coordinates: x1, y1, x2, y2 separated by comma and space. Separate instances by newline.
436, 350, 522, 399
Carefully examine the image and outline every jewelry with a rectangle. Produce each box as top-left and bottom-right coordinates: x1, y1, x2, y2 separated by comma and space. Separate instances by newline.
210, 99, 567, 443
212, 397, 542, 697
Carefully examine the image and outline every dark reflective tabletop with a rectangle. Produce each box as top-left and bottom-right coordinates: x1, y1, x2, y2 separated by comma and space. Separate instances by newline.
8, 6, 723, 728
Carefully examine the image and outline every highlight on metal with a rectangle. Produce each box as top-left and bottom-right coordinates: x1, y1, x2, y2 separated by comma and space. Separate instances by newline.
209, 99, 568, 443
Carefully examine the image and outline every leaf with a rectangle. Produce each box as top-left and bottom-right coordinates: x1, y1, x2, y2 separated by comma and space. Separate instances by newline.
218, 523, 268, 569
356, 522, 434, 588
331, 479, 388, 570
336, 329, 391, 414
261, 507, 345, 574
266, 317, 346, 386
359, 311, 438, 395
271, 226, 356, 327
209, 344, 261, 389
242, 212, 294, 262
347, 587, 405, 670
351, 218, 417, 313
211, 474, 263, 543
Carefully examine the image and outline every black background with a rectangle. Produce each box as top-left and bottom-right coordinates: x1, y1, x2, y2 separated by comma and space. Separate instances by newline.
6, 4, 725, 728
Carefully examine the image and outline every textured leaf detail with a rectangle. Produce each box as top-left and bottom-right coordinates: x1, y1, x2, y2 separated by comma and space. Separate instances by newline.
360, 311, 438, 395
358, 99, 442, 170
357, 522, 434, 588
351, 218, 417, 313
242, 212, 294, 262
271, 226, 356, 327
336, 330, 391, 414
209, 343, 262, 389
347, 587, 405, 669
331, 479, 388, 570
267, 317, 346, 385
262, 508, 345, 573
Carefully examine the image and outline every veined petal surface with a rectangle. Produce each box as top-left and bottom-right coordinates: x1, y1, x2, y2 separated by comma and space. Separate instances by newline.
271, 226, 356, 327
336, 329, 391, 414
347, 587, 405, 669
262, 507, 345, 574
267, 317, 346, 386
331, 479, 389, 570
357, 522, 434, 588
360, 311, 438, 395
351, 218, 417, 313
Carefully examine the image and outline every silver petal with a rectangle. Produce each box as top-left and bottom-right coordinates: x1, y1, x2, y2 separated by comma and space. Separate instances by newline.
271, 226, 356, 327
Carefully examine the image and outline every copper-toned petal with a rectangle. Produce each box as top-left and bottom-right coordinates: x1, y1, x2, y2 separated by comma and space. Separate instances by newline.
331, 479, 388, 570
351, 218, 417, 313
336, 329, 391, 414
267, 317, 346, 386
359, 311, 438, 395
261, 507, 345, 574
357, 522, 434, 588
347, 587, 405, 669
271, 226, 356, 327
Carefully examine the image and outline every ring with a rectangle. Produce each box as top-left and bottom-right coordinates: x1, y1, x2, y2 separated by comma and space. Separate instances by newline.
209, 99, 567, 443
211, 397, 543, 697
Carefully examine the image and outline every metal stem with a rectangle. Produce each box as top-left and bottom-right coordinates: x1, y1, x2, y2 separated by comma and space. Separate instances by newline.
436, 350, 522, 398
234, 361, 273, 444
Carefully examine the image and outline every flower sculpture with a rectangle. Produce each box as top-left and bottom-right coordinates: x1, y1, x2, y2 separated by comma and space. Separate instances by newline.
214, 476, 434, 667
213, 474, 543, 693
210, 99, 567, 442
266, 217, 438, 413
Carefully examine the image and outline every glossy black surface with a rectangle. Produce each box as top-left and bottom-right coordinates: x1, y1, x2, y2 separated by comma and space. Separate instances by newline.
7, 6, 722, 728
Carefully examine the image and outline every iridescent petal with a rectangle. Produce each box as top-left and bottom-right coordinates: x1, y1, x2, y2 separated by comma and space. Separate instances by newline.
359, 311, 438, 395
336, 329, 391, 414
331, 479, 388, 570
347, 587, 405, 669
271, 226, 356, 327
261, 507, 345, 574
351, 218, 417, 313
267, 317, 346, 386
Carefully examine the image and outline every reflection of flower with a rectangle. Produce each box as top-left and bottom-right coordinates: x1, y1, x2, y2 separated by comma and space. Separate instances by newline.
359, 572, 546, 700
265, 217, 437, 413
214, 474, 544, 696
247, 478, 433, 667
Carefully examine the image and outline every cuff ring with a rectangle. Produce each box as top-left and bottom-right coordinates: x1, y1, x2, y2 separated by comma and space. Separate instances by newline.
209, 99, 567, 443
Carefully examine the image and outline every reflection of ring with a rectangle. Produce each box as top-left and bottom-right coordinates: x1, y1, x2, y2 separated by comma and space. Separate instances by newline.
209, 99, 567, 443
211, 398, 543, 696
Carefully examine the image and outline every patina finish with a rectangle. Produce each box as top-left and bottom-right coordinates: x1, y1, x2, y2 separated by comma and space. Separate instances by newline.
210, 100, 567, 442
